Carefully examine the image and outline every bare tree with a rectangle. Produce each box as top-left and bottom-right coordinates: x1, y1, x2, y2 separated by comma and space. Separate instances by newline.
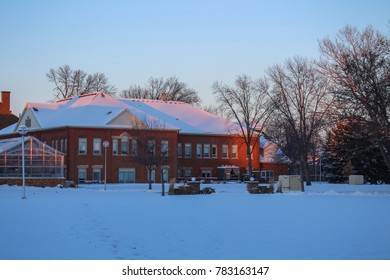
266, 56, 333, 190
212, 75, 273, 177
47, 65, 117, 100
202, 104, 225, 118
121, 76, 201, 105
318, 25, 390, 172
130, 119, 175, 195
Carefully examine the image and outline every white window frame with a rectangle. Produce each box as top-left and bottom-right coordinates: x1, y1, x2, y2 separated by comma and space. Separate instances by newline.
79, 138, 87, 155
222, 144, 228, 158
261, 170, 274, 180
201, 169, 212, 178
231, 145, 238, 159
78, 168, 87, 183
112, 139, 118, 155
161, 140, 168, 157
93, 168, 101, 181
204, 144, 210, 158
119, 168, 135, 183
212, 144, 217, 158
185, 143, 192, 158
177, 143, 182, 158
196, 144, 202, 158
93, 138, 101, 155
121, 138, 129, 155
147, 139, 156, 155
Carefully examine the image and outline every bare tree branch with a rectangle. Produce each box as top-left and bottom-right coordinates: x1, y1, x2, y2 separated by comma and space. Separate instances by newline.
47, 65, 117, 100
121, 76, 201, 105
266, 56, 333, 190
212, 74, 273, 176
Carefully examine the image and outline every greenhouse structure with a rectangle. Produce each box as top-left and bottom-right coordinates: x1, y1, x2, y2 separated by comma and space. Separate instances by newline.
0, 136, 65, 187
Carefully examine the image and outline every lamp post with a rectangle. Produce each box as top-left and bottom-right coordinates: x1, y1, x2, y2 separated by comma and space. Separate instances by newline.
18, 125, 28, 199
103, 141, 110, 191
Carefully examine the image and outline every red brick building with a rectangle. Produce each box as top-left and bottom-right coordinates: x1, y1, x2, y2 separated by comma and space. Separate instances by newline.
0, 92, 287, 184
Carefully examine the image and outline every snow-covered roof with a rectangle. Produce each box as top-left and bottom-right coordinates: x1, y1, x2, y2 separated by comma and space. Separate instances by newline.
0, 137, 27, 153
260, 138, 290, 163
2, 93, 238, 135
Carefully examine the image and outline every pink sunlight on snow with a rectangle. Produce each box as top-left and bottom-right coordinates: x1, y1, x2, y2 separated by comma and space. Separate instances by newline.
1, 182, 389, 260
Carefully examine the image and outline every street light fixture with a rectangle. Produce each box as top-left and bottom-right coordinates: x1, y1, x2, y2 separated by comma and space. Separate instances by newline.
103, 141, 110, 191
18, 125, 28, 199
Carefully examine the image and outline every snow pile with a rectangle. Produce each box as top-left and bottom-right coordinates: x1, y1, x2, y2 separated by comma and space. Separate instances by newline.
0, 182, 389, 260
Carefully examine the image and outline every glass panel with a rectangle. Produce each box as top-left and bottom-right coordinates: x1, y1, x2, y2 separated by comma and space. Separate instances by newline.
177, 143, 182, 158
204, 144, 210, 158
121, 141, 128, 155
79, 138, 87, 155
113, 139, 118, 155
196, 144, 202, 158
93, 138, 101, 155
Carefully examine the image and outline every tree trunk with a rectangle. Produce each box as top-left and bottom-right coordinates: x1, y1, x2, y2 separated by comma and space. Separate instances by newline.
247, 145, 253, 177
304, 160, 312, 186
162, 180, 165, 196
299, 159, 305, 192
148, 169, 152, 190
378, 141, 390, 175
161, 169, 165, 196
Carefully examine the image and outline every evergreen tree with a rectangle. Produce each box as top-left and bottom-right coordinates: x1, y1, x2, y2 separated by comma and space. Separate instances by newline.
324, 118, 389, 184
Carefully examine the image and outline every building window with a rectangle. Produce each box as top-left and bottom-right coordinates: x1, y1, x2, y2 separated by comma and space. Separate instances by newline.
147, 169, 156, 183
201, 169, 212, 178
161, 140, 168, 156
196, 144, 202, 158
119, 168, 135, 183
147, 139, 155, 155
178, 168, 183, 178
113, 139, 118, 155
162, 168, 169, 182
185, 168, 191, 177
261, 170, 274, 181
132, 139, 137, 155
25, 116, 32, 128
93, 138, 101, 155
222, 144, 228, 158
60, 139, 64, 153
231, 145, 238, 159
79, 138, 87, 155
212, 144, 217, 158
204, 144, 210, 158
185, 143, 192, 158
64, 139, 67, 154
93, 168, 101, 181
121, 139, 129, 155
78, 168, 87, 183
177, 143, 182, 158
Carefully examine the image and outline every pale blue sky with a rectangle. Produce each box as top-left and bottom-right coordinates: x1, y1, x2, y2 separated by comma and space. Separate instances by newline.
0, 0, 389, 115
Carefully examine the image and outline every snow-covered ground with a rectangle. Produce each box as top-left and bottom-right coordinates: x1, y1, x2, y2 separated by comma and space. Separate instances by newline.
1, 182, 389, 260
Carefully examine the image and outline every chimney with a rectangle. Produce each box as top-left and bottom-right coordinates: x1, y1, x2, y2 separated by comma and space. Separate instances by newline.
161, 92, 167, 102
0, 91, 11, 114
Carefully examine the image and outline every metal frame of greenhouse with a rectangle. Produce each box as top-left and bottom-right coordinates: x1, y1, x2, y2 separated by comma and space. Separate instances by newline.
0, 136, 64, 180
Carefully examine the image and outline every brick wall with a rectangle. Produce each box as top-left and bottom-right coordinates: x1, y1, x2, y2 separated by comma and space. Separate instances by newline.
2, 126, 287, 184
177, 133, 261, 179
27, 127, 178, 183
0, 178, 66, 187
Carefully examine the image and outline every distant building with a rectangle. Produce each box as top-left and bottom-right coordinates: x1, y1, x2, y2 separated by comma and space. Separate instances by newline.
0, 92, 288, 184
0, 91, 19, 130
